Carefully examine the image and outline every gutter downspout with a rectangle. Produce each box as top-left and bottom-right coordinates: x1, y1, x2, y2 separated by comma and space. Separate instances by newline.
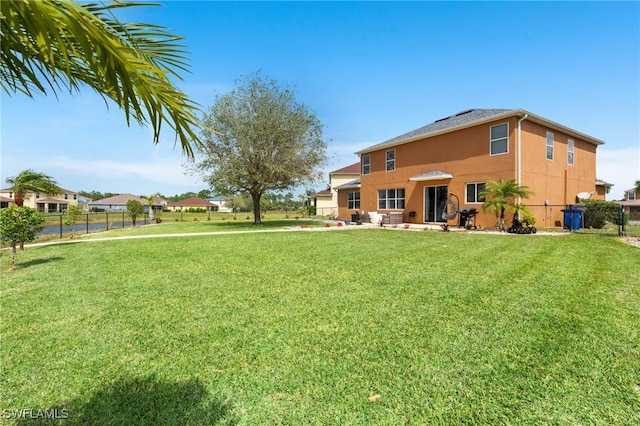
517, 113, 528, 216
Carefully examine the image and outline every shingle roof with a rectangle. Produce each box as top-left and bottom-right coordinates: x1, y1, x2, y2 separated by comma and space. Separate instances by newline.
334, 179, 361, 190
314, 189, 332, 196
355, 108, 604, 155
330, 162, 360, 175
89, 193, 164, 205
357, 109, 512, 154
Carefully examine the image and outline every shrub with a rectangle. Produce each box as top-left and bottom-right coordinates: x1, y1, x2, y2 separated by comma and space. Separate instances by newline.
582, 200, 621, 229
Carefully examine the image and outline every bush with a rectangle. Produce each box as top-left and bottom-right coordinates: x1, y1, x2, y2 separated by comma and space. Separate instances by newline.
583, 200, 621, 229
185, 207, 206, 213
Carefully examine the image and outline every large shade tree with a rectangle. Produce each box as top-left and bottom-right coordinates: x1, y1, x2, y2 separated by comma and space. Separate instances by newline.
480, 179, 534, 230
194, 73, 327, 224
1, 0, 201, 156
5, 169, 61, 206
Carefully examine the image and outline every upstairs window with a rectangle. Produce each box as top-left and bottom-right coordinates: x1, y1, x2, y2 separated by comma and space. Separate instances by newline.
35, 192, 40, 199
8, 192, 13, 199
567, 139, 574, 165
629, 192, 636, 201
362, 155, 370, 175
490, 123, 508, 155
64, 193, 69, 199
546, 131, 554, 160
386, 150, 395, 171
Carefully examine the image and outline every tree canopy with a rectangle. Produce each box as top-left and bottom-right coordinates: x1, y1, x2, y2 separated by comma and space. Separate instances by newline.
1, 0, 201, 156
194, 73, 327, 224
0, 206, 45, 270
5, 169, 61, 206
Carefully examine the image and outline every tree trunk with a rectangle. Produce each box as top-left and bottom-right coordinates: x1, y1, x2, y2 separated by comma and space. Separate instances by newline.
10, 243, 17, 270
251, 192, 262, 225
15, 194, 25, 250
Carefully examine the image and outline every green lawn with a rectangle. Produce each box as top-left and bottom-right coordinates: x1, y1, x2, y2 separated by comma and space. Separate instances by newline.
1, 228, 638, 425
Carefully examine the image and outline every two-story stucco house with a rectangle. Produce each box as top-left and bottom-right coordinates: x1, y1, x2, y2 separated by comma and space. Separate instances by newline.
337, 108, 605, 229
312, 162, 360, 217
620, 187, 640, 219
0, 187, 82, 212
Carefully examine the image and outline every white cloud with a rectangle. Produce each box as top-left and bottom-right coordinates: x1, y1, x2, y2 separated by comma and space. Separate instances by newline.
597, 145, 640, 200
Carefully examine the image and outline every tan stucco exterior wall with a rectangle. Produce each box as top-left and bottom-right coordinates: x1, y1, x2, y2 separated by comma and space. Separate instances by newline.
340, 117, 599, 229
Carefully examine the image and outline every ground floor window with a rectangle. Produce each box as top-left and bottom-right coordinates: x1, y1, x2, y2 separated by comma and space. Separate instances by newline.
378, 188, 405, 210
347, 191, 360, 210
466, 182, 486, 203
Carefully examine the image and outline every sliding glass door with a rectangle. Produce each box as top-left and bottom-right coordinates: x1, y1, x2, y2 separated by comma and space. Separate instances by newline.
424, 185, 448, 223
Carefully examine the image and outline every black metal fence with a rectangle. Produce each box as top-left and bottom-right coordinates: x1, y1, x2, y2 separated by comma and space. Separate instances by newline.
39, 212, 151, 238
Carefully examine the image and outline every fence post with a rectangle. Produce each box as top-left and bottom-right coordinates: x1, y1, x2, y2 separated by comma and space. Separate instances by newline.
59, 214, 62, 238
122, 212, 125, 228
620, 205, 626, 237
86, 213, 89, 234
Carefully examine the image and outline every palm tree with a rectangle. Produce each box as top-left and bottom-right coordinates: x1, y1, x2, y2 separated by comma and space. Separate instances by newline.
5, 169, 61, 207
1, 0, 201, 157
635, 180, 640, 196
480, 179, 534, 230
141, 193, 161, 221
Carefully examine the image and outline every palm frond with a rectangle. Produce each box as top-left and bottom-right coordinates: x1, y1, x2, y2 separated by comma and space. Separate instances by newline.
0, 0, 202, 157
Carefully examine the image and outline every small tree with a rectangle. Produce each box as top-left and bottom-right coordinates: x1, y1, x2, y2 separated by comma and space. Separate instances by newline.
480, 179, 534, 231
63, 204, 85, 238
127, 200, 144, 227
0, 206, 45, 270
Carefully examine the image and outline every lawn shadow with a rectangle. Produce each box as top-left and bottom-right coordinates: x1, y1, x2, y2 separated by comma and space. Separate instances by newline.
15, 376, 237, 425
15, 256, 65, 269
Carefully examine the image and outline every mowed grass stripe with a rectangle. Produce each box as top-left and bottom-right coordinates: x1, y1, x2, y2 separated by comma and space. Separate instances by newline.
1, 230, 638, 425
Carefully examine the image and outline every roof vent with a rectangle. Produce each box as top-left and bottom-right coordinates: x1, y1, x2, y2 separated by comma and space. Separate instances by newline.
454, 109, 474, 117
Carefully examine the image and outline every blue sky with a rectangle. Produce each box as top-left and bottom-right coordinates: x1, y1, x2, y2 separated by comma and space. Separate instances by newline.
1, 1, 638, 200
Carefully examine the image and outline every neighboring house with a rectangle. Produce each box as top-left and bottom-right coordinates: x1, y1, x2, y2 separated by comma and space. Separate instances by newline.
0, 187, 81, 212
87, 193, 166, 213
207, 196, 233, 213
337, 108, 605, 228
595, 179, 614, 200
166, 197, 217, 212
312, 162, 360, 217
620, 187, 640, 219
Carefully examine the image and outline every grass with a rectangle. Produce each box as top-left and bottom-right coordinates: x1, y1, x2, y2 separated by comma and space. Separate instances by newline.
1, 228, 639, 425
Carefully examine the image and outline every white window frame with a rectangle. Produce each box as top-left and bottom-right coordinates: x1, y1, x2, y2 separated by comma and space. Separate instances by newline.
567, 139, 574, 165
629, 192, 636, 201
347, 191, 360, 210
385, 149, 395, 171
378, 188, 405, 210
465, 182, 486, 204
362, 155, 370, 175
546, 131, 554, 161
490, 123, 509, 156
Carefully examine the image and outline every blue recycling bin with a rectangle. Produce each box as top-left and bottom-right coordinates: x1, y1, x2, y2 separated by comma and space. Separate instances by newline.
562, 209, 583, 231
